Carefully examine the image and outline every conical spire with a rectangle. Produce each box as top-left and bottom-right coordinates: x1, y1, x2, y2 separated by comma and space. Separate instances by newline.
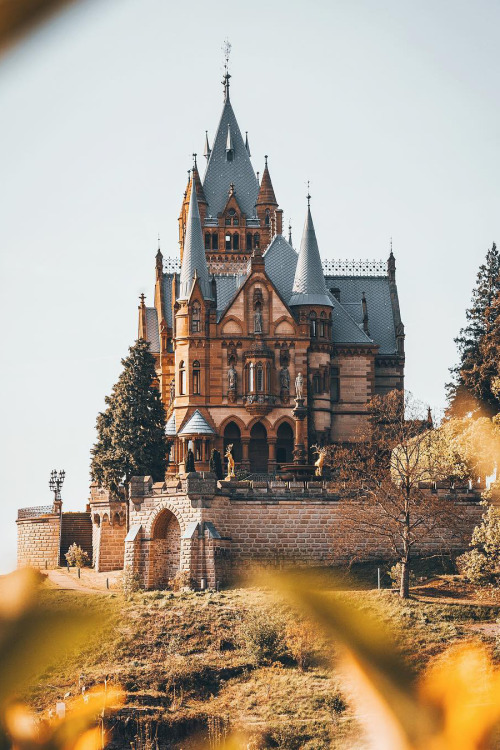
245, 131, 251, 156
289, 199, 333, 308
204, 131, 211, 160
178, 180, 212, 301
256, 156, 277, 206
191, 155, 207, 205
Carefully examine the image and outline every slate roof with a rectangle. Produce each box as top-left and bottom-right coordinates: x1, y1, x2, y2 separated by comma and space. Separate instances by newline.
202, 99, 259, 219
325, 275, 397, 354
145, 307, 160, 353
263, 234, 297, 302
165, 413, 176, 436
178, 409, 215, 436
289, 206, 333, 308
329, 294, 373, 345
214, 274, 246, 321
178, 182, 213, 301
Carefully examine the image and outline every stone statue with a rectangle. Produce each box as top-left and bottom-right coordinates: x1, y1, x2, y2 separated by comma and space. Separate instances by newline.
295, 371, 304, 399
313, 446, 327, 477
280, 366, 290, 390
254, 307, 263, 333
169, 379, 175, 404
228, 364, 237, 391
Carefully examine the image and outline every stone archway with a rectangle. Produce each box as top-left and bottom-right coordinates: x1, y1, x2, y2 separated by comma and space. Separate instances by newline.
276, 422, 294, 466
223, 421, 242, 470
150, 508, 181, 588
249, 422, 269, 473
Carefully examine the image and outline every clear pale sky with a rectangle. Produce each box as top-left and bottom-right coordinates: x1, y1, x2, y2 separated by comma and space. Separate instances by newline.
1, 0, 499, 573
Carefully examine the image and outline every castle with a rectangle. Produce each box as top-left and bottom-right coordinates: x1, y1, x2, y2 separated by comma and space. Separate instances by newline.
17, 67, 482, 587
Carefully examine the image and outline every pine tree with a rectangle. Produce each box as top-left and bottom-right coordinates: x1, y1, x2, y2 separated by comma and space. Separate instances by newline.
91, 339, 168, 494
447, 243, 500, 416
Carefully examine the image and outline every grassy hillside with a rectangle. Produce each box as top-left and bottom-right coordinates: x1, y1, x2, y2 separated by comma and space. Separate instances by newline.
27, 569, 500, 749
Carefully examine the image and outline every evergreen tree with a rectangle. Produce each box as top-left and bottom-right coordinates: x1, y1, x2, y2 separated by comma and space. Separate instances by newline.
91, 339, 168, 494
447, 243, 500, 416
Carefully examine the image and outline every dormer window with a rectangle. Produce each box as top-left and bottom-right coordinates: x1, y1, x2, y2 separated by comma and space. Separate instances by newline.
226, 149, 233, 162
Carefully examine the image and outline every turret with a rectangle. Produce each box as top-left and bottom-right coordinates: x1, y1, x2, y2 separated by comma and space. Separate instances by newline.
289, 197, 333, 310
256, 155, 282, 241
178, 179, 213, 301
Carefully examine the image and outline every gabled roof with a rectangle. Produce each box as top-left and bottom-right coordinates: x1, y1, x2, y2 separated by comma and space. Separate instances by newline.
325, 275, 397, 354
178, 409, 215, 436
165, 412, 176, 436
178, 181, 213, 301
202, 99, 259, 218
289, 204, 333, 308
263, 234, 297, 302
329, 294, 373, 345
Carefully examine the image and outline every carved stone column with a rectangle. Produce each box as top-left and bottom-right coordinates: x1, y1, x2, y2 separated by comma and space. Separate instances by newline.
268, 438, 277, 473
241, 438, 250, 471
292, 397, 307, 464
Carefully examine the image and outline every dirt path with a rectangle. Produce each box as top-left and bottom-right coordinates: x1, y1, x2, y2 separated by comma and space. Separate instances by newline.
46, 568, 121, 594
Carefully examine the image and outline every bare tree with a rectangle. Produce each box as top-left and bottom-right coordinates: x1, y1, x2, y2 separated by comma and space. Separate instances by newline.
326, 391, 470, 598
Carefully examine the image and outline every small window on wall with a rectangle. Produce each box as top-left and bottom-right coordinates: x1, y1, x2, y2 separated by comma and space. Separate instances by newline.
225, 216, 231, 226
191, 303, 201, 333
253, 233, 260, 249
212, 234, 219, 250
313, 373, 321, 394
233, 234, 239, 250
309, 311, 317, 337
195, 440, 202, 461
331, 366, 340, 403
233, 216, 239, 226
256, 363, 264, 392
179, 361, 186, 395
204, 233, 211, 250
265, 209, 270, 226
246, 233, 252, 250
193, 361, 200, 394
248, 362, 255, 392
225, 234, 231, 251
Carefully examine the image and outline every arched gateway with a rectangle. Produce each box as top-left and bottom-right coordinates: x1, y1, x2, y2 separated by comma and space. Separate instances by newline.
150, 508, 181, 588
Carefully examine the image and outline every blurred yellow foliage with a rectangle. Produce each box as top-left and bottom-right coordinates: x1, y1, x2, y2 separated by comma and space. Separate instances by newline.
0, 569, 124, 749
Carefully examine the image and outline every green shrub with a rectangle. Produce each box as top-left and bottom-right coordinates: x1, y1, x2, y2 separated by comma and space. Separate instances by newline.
241, 609, 286, 664
456, 548, 493, 583
64, 543, 89, 568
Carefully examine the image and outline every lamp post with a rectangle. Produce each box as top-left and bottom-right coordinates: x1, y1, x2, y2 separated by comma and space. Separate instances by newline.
49, 469, 65, 511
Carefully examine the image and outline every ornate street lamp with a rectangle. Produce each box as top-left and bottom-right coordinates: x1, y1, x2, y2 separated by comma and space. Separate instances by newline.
48, 469, 65, 502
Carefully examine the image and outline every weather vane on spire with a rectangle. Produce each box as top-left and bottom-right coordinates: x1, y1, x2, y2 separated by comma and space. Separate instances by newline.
222, 39, 232, 101
306, 180, 311, 207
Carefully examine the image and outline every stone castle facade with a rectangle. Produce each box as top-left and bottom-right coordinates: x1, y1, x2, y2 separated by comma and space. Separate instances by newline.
17, 68, 481, 587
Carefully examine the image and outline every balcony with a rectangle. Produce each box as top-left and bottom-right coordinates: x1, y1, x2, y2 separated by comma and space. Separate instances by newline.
243, 392, 277, 416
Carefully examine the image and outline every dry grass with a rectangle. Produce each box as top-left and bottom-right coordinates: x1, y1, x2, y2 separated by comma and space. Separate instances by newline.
23, 569, 500, 749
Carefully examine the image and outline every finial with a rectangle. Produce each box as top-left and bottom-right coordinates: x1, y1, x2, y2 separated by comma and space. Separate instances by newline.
306, 181, 311, 207
193, 153, 197, 169
265, 154, 268, 167
222, 39, 232, 101
139, 293, 146, 307
187, 168, 191, 181
288, 220, 292, 245
256, 171, 260, 185
229, 182, 235, 196
157, 233, 160, 250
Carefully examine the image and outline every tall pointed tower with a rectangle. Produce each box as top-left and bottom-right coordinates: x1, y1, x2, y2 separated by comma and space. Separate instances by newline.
178, 68, 283, 274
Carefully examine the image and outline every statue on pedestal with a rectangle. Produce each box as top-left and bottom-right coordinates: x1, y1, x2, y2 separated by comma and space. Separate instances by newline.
254, 307, 263, 333
295, 371, 304, 400
228, 364, 237, 391
280, 366, 290, 390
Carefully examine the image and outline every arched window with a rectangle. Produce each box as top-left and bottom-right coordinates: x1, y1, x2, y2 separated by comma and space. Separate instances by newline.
233, 233, 239, 250
212, 234, 218, 250
193, 360, 200, 395
248, 363, 255, 392
265, 209, 270, 226
179, 361, 186, 395
246, 233, 252, 251
191, 302, 201, 333
309, 311, 317, 337
225, 215, 231, 226
256, 363, 264, 392
204, 233, 211, 250
253, 233, 260, 249
225, 233, 231, 251
233, 216, 239, 226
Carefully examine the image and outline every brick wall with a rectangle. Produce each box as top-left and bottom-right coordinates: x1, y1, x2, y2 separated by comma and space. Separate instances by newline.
17, 514, 61, 569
